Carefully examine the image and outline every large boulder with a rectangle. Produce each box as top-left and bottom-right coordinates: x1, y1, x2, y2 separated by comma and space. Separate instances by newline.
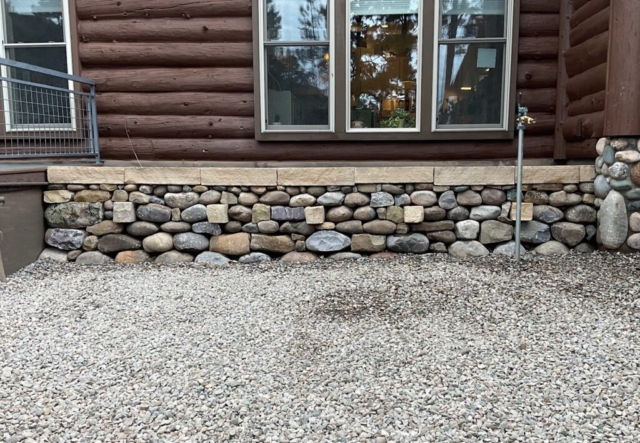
306, 231, 351, 252
126, 221, 159, 237
533, 205, 564, 224
386, 234, 429, 253
351, 234, 386, 253
211, 233, 251, 256
520, 221, 551, 244
551, 222, 586, 247
533, 241, 569, 256
174, 232, 209, 252
38, 248, 69, 262
479, 220, 513, 244
565, 205, 597, 223
45, 202, 103, 228
45, 228, 87, 250
195, 251, 231, 265
448, 241, 490, 258
181, 204, 208, 222
469, 206, 501, 221
136, 203, 172, 223
370, 192, 394, 208
75, 251, 112, 265
598, 190, 628, 249
454, 220, 480, 240
98, 234, 142, 253
250, 234, 295, 254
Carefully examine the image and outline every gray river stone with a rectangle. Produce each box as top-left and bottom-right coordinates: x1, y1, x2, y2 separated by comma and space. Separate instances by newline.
45, 228, 87, 250
45, 202, 103, 228
448, 241, 490, 258
370, 192, 394, 208
438, 191, 458, 210
598, 190, 628, 249
520, 221, 551, 244
192, 222, 222, 236
174, 233, 209, 252
181, 204, 207, 222
194, 251, 231, 265
386, 234, 429, 253
306, 231, 351, 252
533, 205, 564, 224
594, 175, 611, 199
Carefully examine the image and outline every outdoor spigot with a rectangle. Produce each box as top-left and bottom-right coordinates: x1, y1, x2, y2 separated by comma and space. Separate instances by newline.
516, 93, 535, 130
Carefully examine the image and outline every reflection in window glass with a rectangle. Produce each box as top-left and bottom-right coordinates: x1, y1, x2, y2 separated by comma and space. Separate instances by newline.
266, 46, 330, 127
4, 0, 64, 43
440, 0, 505, 39
349, 0, 419, 129
436, 43, 504, 125
266, 0, 328, 41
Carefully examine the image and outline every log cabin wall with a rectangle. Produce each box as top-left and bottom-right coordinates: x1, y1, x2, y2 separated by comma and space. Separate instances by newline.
76, 0, 566, 163
562, 0, 610, 158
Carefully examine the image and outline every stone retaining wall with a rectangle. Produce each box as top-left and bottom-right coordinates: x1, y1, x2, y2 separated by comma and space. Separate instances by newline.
39, 166, 601, 264
594, 137, 640, 251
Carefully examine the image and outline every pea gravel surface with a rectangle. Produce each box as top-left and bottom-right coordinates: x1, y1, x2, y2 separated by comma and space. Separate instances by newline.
1, 253, 640, 443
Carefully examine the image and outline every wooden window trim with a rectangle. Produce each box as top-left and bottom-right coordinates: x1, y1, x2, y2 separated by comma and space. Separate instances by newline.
253, 0, 520, 142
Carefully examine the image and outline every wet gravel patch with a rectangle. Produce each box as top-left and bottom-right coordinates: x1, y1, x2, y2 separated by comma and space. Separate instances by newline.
1, 253, 639, 442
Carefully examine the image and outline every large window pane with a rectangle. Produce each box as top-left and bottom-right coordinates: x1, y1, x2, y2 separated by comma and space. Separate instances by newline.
4, 0, 64, 43
436, 43, 504, 126
5, 47, 71, 126
440, 0, 505, 39
350, 0, 419, 129
266, 46, 330, 128
266, 0, 328, 42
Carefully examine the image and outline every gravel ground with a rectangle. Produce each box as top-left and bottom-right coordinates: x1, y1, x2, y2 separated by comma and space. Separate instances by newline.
1, 254, 640, 443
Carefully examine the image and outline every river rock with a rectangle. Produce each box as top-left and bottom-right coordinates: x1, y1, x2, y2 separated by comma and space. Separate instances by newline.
353, 206, 376, 221
238, 192, 259, 206
336, 220, 363, 234
609, 162, 630, 180
492, 241, 526, 257
280, 221, 314, 235
115, 250, 152, 264
598, 190, 628, 249
45, 202, 103, 228
574, 243, 596, 253
351, 234, 386, 253
424, 206, 447, 221
394, 194, 411, 206
174, 232, 209, 252
610, 139, 629, 150
98, 234, 141, 253
239, 252, 271, 264
565, 204, 597, 223
271, 206, 305, 221
523, 191, 548, 205
155, 251, 194, 264
290, 194, 316, 207
610, 178, 633, 192
83, 235, 99, 251
630, 163, 640, 187
86, 221, 123, 236
455, 220, 480, 240
228, 205, 253, 223
602, 145, 615, 164
326, 206, 354, 223
386, 234, 429, 253
615, 150, 640, 163
481, 189, 506, 205
193, 251, 231, 265
520, 221, 551, 244
129, 192, 151, 204
181, 204, 207, 222
533, 205, 564, 223
534, 241, 569, 256
447, 207, 469, 221
410, 191, 437, 206
626, 234, 640, 250
630, 212, 640, 232
127, 222, 159, 237
456, 190, 482, 206
74, 190, 111, 203
479, 220, 513, 244
199, 190, 221, 205
210, 233, 251, 255
45, 229, 87, 250
470, 205, 501, 221
161, 221, 191, 233
594, 175, 611, 199
137, 203, 172, 223
306, 231, 351, 252
164, 192, 200, 209
75, 251, 112, 264
260, 191, 290, 205
250, 234, 295, 254
551, 222, 586, 247
448, 241, 490, 258
548, 191, 582, 207
438, 191, 457, 210
363, 220, 397, 235
343, 192, 370, 207
142, 232, 173, 253
192, 222, 221, 236
280, 252, 318, 263
370, 192, 394, 208
44, 190, 74, 203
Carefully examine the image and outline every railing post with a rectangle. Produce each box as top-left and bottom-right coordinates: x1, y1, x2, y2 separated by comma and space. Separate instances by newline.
90, 84, 101, 164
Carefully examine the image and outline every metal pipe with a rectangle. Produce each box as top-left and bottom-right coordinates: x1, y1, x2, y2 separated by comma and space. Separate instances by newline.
515, 125, 524, 262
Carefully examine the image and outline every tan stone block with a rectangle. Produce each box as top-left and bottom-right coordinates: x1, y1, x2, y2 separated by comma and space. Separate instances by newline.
316, 222, 335, 230
252, 203, 271, 223
351, 234, 386, 253
201, 168, 277, 186
434, 167, 515, 186
403, 206, 424, 223
210, 233, 251, 256
357, 184, 381, 193
355, 167, 434, 184
386, 206, 404, 224
44, 190, 74, 203
580, 165, 596, 182
206, 204, 229, 223
48, 166, 124, 184
509, 202, 533, 221
304, 206, 325, 225
112, 190, 128, 202
522, 166, 580, 184
172, 208, 181, 221
277, 168, 355, 186
124, 167, 200, 185
113, 202, 136, 223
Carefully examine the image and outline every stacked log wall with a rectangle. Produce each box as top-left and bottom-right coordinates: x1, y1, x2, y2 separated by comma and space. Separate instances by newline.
76, 0, 564, 162
563, 0, 610, 158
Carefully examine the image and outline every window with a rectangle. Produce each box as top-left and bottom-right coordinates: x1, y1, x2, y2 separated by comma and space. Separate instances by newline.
254, 0, 517, 140
0, 0, 75, 130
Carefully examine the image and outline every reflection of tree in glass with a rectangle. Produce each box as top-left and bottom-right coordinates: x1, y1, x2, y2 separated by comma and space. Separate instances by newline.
298, 0, 327, 41
266, 0, 282, 40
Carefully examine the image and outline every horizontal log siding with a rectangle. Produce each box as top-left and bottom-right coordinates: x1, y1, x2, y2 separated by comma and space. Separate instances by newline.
78, 0, 563, 162
561, 0, 611, 156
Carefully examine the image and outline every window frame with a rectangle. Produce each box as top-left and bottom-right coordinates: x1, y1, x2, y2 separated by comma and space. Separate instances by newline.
253, 0, 519, 142
0, 0, 77, 134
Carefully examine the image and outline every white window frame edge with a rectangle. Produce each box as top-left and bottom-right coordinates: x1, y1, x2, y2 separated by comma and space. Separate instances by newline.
431, 0, 514, 133
0, 0, 77, 133
346, 0, 423, 134
258, 0, 335, 134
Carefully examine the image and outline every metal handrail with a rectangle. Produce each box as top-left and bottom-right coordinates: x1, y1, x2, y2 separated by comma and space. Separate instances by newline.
0, 57, 95, 86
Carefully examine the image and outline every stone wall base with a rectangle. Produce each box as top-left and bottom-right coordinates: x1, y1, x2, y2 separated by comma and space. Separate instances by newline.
41, 166, 600, 264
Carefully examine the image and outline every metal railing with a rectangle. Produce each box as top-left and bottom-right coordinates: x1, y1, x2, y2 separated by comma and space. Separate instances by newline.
0, 57, 100, 163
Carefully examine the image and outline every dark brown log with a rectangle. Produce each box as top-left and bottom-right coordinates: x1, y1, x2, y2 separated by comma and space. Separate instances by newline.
518, 37, 559, 60
99, 136, 555, 162
96, 92, 254, 116
573, 0, 591, 11
563, 111, 605, 141
566, 139, 598, 159
83, 68, 254, 92
98, 115, 254, 138
520, 0, 560, 13
564, 31, 609, 78
79, 43, 252, 67
570, 0, 610, 29
76, 0, 251, 20
523, 113, 556, 135
570, 7, 610, 47
568, 90, 606, 117
604, 0, 640, 136
519, 13, 560, 37
78, 18, 252, 43
566, 63, 607, 101
516, 61, 558, 88
553, 0, 571, 160
518, 88, 557, 113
